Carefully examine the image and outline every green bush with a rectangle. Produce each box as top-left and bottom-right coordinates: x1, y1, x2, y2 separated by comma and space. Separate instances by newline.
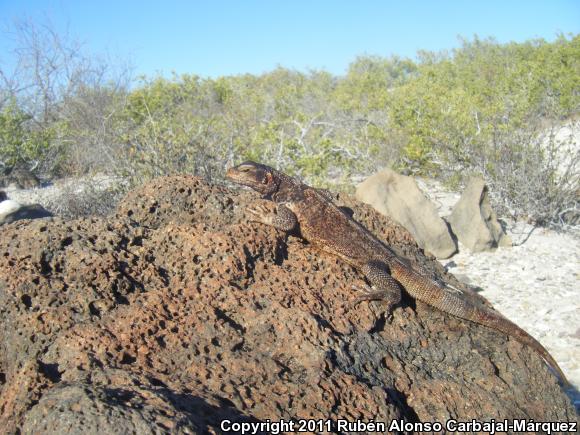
2, 29, 578, 225
0, 101, 53, 169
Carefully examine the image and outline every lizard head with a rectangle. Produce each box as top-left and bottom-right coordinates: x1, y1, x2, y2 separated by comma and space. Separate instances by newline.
226, 161, 280, 195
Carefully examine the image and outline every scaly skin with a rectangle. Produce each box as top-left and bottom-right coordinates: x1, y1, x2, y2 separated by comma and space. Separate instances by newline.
226, 161, 569, 386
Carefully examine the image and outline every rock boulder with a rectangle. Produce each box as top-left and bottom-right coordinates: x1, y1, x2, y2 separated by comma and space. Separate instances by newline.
447, 178, 512, 252
0, 175, 573, 433
356, 168, 457, 258
0, 194, 53, 225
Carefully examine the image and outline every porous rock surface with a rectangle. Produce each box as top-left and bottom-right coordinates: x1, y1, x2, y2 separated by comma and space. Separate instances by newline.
356, 168, 457, 259
0, 175, 575, 433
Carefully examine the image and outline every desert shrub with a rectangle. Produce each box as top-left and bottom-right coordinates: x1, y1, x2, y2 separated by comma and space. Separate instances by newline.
483, 118, 579, 226
383, 36, 579, 225
0, 19, 131, 178
1, 20, 578, 226
0, 100, 55, 171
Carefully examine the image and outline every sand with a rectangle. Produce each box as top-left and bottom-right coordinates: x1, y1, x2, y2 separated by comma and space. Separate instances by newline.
444, 225, 579, 407
420, 178, 580, 408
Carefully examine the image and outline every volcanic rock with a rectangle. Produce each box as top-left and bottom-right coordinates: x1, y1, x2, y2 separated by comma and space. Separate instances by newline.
0, 175, 574, 433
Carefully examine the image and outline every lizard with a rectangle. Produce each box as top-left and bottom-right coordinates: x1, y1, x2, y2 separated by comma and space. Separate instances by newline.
225, 161, 569, 387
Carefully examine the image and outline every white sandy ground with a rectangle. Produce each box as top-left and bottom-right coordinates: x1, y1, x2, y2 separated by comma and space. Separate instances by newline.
443, 227, 580, 408
3, 175, 580, 409
4, 175, 123, 207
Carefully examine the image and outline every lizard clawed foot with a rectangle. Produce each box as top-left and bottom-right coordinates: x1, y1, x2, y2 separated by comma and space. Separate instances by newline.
350, 285, 398, 322
246, 203, 275, 225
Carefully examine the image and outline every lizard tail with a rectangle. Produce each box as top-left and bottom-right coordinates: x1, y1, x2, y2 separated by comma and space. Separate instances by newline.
468, 306, 570, 387
397, 265, 570, 387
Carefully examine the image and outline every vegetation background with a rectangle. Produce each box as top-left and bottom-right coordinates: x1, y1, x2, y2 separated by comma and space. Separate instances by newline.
0, 19, 578, 227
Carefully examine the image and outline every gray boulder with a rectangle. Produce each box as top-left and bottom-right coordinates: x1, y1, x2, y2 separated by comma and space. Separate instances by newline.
0, 193, 52, 225
356, 169, 457, 259
447, 178, 512, 252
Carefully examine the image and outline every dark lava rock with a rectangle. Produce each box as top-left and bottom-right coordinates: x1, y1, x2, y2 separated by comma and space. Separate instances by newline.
0, 175, 576, 433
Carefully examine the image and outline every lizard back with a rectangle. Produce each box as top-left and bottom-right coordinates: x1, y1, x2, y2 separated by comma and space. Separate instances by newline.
284, 188, 393, 268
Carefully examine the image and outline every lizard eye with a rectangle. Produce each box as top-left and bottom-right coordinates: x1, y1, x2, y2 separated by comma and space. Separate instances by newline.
262, 172, 272, 184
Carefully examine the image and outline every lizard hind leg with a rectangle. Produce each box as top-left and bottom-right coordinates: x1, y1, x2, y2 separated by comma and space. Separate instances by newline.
351, 260, 403, 319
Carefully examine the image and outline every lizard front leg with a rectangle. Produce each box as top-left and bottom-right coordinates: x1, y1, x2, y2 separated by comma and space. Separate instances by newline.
246, 202, 298, 232
353, 260, 403, 319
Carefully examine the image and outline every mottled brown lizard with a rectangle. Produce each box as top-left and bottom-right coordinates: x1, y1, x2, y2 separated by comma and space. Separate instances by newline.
226, 161, 569, 386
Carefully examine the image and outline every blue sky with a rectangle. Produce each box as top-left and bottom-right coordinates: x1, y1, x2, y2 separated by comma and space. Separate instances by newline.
0, 0, 578, 78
